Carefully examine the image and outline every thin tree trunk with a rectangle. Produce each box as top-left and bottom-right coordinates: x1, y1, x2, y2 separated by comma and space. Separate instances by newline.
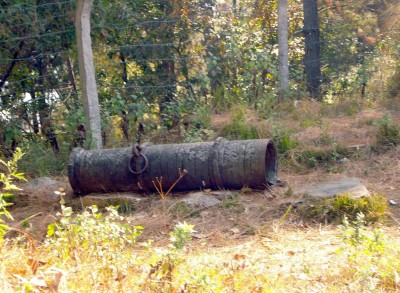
303, 0, 322, 100
36, 58, 60, 152
119, 52, 130, 142
30, 91, 40, 134
278, 0, 290, 100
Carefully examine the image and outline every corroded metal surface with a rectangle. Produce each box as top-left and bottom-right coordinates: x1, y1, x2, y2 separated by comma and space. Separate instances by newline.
68, 138, 278, 195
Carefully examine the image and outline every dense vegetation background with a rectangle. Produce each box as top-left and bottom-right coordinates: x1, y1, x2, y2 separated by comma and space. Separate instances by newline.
1, 0, 400, 174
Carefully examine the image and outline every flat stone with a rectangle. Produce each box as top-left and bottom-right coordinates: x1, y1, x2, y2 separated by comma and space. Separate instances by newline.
294, 178, 370, 199
78, 194, 147, 209
178, 192, 222, 209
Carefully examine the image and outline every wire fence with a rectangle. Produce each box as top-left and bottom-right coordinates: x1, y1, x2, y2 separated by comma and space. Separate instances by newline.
0, 0, 399, 121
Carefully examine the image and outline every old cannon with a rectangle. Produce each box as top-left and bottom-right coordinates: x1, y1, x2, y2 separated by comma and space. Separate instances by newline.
68, 138, 278, 195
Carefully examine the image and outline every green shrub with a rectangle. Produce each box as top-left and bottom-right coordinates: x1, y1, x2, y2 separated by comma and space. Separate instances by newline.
375, 115, 400, 147
271, 125, 300, 156
220, 105, 261, 140
299, 193, 388, 224
386, 64, 400, 98
18, 138, 70, 177
46, 204, 143, 259
169, 201, 197, 218
295, 145, 348, 169
0, 148, 25, 240
221, 193, 245, 214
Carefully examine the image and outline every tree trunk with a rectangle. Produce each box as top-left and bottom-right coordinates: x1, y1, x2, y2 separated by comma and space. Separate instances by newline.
35, 58, 60, 152
76, 0, 103, 149
30, 90, 40, 134
303, 0, 322, 100
119, 52, 130, 142
278, 0, 290, 100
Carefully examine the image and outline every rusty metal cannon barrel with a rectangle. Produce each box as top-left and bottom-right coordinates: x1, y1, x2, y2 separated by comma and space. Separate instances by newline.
68, 138, 278, 195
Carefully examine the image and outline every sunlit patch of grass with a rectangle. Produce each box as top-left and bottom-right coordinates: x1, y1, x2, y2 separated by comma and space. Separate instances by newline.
297, 193, 389, 224
2, 221, 400, 292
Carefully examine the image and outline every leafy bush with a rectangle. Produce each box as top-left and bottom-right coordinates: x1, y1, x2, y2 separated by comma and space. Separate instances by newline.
295, 145, 349, 169
46, 204, 143, 259
0, 148, 25, 240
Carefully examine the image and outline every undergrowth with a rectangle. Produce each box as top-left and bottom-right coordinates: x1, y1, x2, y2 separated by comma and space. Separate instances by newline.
298, 193, 388, 224
0, 148, 25, 240
18, 139, 70, 177
339, 213, 400, 291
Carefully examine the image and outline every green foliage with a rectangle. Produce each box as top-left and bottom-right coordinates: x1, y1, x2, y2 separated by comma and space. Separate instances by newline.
46, 204, 143, 259
142, 221, 195, 290
18, 139, 69, 177
221, 106, 260, 140
169, 202, 197, 218
299, 193, 388, 224
338, 213, 400, 291
221, 193, 245, 214
295, 145, 349, 169
271, 125, 300, 156
169, 221, 196, 250
0, 148, 25, 240
386, 64, 400, 98
375, 115, 400, 148
183, 105, 215, 143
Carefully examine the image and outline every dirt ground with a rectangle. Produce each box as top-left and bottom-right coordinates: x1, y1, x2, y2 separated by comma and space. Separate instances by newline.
6, 99, 400, 243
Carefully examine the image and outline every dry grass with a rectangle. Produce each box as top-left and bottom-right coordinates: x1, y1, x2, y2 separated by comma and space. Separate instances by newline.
2, 217, 400, 292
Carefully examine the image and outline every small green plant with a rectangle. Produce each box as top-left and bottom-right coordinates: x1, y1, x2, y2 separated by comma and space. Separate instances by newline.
169, 201, 197, 218
221, 193, 245, 214
313, 129, 336, 146
184, 128, 215, 143
299, 193, 388, 224
271, 125, 300, 156
295, 144, 348, 169
0, 148, 26, 240
341, 213, 384, 251
46, 203, 143, 259
144, 221, 195, 290
338, 213, 397, 291
169, 221, 196, 250
375, 115, 400, 147
221, 105, 260, 140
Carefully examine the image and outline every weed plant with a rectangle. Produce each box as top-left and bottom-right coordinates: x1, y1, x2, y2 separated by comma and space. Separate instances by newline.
299, 193, 388, 224
375, 115, 400, 148
221, 105, 261, 140
339, 213, 400, 291
18, 138, 70, 177
0, 148, 25, 240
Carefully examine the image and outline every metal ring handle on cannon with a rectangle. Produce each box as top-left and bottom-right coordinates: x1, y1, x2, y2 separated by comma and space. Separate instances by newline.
128, 153, 149, 175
